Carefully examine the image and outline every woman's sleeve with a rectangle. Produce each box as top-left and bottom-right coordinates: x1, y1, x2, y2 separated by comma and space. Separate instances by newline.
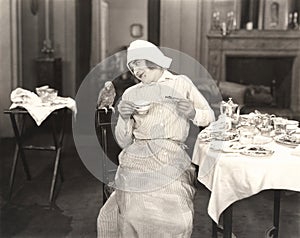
114, 93, 134, 148
181, 76, 216, 127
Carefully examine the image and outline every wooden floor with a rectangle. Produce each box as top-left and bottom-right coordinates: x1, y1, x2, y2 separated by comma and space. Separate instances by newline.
1, 133, 299, 238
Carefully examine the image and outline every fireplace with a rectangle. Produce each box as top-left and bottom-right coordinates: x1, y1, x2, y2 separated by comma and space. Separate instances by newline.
207, 30, 300, 119
226, 56, 293, 108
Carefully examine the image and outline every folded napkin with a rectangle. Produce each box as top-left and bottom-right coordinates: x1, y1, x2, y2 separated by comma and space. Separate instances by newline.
10, 87, 42, 105
291, 145, 300, 157
10, 88, 77, 126
208, 114, 232, 132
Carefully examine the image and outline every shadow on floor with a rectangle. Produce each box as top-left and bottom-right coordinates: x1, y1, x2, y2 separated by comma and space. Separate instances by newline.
1, 132, 300, 238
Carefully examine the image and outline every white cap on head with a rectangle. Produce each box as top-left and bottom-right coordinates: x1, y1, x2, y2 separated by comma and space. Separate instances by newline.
127, 40, 172, 71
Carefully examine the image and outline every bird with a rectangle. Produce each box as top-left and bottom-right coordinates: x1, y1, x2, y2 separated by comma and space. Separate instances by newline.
97, 81, 116, 113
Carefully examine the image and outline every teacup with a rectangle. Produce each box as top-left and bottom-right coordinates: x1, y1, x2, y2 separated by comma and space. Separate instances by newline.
286, 120, 299, 133
134, 100, 151, 115
238, 126, 256, 145
36, 86, 58, 103
273, 117, 288, 135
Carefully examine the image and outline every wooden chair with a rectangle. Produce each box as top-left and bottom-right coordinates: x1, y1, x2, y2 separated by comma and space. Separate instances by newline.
95, 108, 120, 204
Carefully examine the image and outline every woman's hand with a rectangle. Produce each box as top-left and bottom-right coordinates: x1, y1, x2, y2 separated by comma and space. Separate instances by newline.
118, 100, 136, 120
176, 99, 196, 120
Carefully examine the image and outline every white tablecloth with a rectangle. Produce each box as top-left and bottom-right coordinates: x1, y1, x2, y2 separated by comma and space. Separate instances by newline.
9, 87, 77, 126
192, 138, 300, 224
10, 97, 77, 126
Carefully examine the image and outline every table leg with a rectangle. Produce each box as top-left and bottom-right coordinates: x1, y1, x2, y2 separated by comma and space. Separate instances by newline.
58, 109, 66, 182
51, 115, 64, 182
49, 110, 67, 203
9, 114, 31, 180
264, 190, 281, 238
49, 147, 62, 203
51, 117, 58, 148
212, 220, 218, 238
273, 190, 281, 238
223, 205, 233, 238
8, 144, 20, 200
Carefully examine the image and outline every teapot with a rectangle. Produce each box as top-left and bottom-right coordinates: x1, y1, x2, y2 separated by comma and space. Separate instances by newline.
220, 98, 240, 124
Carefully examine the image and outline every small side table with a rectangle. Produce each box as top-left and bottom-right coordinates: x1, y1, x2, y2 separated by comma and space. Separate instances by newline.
4, 107, 67, 203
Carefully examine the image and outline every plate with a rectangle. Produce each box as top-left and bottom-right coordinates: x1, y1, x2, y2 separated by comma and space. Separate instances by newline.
252, 135, 273, 145
274, 134, 300, 148
241, 146, 274, 157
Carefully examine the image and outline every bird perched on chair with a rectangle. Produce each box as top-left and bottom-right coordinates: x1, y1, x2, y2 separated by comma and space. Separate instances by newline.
97, 81, 116, 113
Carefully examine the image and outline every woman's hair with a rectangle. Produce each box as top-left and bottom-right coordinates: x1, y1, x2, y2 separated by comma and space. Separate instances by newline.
145, 60, 161, 69
128, 59, 162, 72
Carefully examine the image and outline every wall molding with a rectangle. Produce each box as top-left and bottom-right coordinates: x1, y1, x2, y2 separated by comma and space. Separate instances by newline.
10, 0, 22, 88
53, 0, 76, 97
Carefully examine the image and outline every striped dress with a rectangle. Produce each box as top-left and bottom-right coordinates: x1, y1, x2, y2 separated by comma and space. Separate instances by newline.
97, 70, 215, 237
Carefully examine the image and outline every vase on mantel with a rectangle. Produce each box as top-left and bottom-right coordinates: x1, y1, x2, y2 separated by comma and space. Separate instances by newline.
41, 40, 54, 59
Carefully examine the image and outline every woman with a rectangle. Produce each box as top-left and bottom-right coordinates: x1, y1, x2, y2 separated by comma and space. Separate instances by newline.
98, 40, 215, 237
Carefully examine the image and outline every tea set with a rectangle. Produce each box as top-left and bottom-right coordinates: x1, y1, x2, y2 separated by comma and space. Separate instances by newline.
198, 98, 300, 156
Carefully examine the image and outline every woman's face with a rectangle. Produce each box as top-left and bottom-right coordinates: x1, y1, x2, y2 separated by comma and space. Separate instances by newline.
128, 60, 162, 84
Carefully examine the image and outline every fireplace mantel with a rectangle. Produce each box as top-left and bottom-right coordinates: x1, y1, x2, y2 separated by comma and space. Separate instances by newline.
207, 30, 300, 115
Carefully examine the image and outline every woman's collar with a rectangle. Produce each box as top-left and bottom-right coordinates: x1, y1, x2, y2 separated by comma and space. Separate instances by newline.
157, 70, 174, 82
137, 70, 174, 87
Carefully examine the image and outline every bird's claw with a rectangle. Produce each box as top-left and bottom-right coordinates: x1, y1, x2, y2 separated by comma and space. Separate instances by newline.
109, 106, 115, 113
102, 107, 108, 114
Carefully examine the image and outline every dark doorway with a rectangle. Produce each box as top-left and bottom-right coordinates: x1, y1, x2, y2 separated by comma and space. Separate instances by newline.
148, 0, 160, 45
76, 0, 92, 91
